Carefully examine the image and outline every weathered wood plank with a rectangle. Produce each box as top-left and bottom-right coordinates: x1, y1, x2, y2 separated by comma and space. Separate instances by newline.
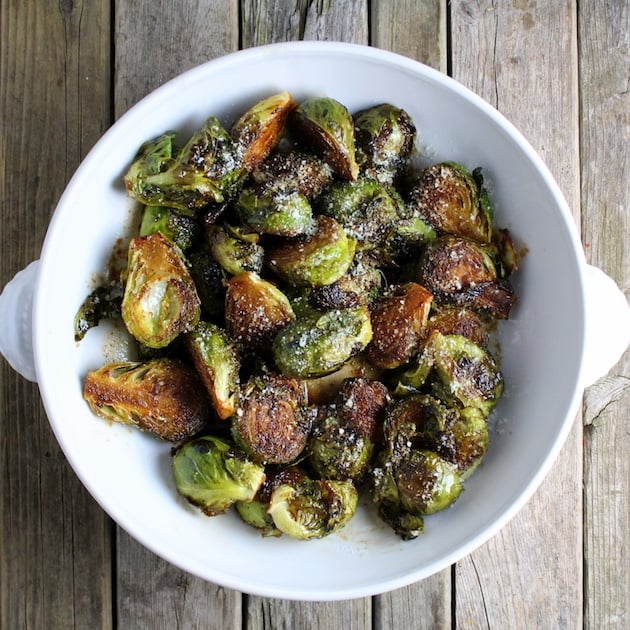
450, 2, 582, 627
113, 2, 243, 627
0, 1, 114, 628
370, 3, 452, 628
240, 2, 371, 626
579, 1, 630, 627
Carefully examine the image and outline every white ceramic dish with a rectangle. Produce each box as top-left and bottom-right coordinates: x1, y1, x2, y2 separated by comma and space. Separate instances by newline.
1, 42, 629, 601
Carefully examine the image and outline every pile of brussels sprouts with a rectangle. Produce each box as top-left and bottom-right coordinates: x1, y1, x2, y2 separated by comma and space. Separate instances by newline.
77, 92, 518, 541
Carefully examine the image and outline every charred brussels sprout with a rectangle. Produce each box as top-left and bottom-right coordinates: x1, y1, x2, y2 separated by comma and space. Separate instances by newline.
252, 151, 333, 199
235, 183, 313, 237
273, 306, 373, 379
172, 435, 266, 516
267, 478, 358, 540
139, 205, 198, 252
235, 466, 309, 537
291, 96, 359, 180
74, 280, 123, 341
208, 224, 264, 275
267, 216, 356, 287
231, 372, 311, 464
185, 321, 240, 420
310, 253, 383, 311
354, 103, 416, 186
124, 117, 245, 214
427, 306, 488, 347
318, 178, 404, 252
83, 358, 209, 441
307, 407, 374, 482
427, 331, 503, 418
366, 283, 433, 369
225, 272, 295, 352
407, 162, 493, 244
416, 235, 515, 319
121, 233, 201, 348
187, 248, 226, 320
231, 91, 296, 171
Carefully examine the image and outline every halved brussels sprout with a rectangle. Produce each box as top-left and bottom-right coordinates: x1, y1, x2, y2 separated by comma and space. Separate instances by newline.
252, 150, 333, 199
267, 478, 358, 540
273, 306, 373, 379
428, 331, 503, 418
208, 224, 264, 275
225, 272, 295, 352
172, 435, 266, 516
416, 235, 515, 319
267, 215, 356, 287
310, 253, 383, 311
395, 449, 463, 515
121, 233, 201, 348
407, 162, 493, 244
366, 282, 433, 369
185, 321, 240, 420
83, 358, 209, 441
354, 103, 416, 186
291, 96, 359, 180
307, 407, 374, 482
124, 117, 245, 214
139, 205, 199, 252
231, 91, 297, 171
318, 178, 404, 251
235, 466, 310, 537
235, 183, 314, 237
231, 372, 310, 464
427, 306, 488, 347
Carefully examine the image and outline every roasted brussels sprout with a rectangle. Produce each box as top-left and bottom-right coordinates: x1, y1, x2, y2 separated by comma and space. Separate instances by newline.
231, 91, 296, 171
416, 235, 515, 319
231, 372, 311, 464
303, 354, 383, 405
74, 279, 123, 341
185, 321, 240, 420
428, 331, 503, 418
267, 478, 358, 540
208, 224, 264, 275
235, 183, 314, 237
251, 150, 333, 199
273, 306, 373, 379
291, 96, 359, 180
83, 358, 209, 441
267, 215, 356, 287
407, 162, 493, 244
139, 205, 199, 252
335, 377, 390, 444
235, 465, 309, 537
309, 253, 383, 311
427, 306, 488, 347
172, 435, 266, 516
307, 407, 374, 482
225, 272, 295, 352
366, 282, 433, 369
354, 103, 416, 186
124, 117, 245, 214
318, 178, 404, 252
121, 233, 201, 348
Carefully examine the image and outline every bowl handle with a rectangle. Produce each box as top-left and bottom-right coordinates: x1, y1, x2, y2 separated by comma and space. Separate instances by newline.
581, 264, 630, 388
0, 260, 40, 382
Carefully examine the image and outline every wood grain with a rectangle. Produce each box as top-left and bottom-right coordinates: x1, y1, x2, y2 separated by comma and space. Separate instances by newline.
579, 1, 630, 627
450, 1, 583, 626
0, 1, 113, 628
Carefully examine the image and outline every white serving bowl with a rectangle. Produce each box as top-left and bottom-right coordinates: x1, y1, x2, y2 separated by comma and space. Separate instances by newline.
1, 42, 629, 601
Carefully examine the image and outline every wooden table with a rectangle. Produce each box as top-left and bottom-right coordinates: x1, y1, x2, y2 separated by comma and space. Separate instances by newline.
1, 2, 628, 627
